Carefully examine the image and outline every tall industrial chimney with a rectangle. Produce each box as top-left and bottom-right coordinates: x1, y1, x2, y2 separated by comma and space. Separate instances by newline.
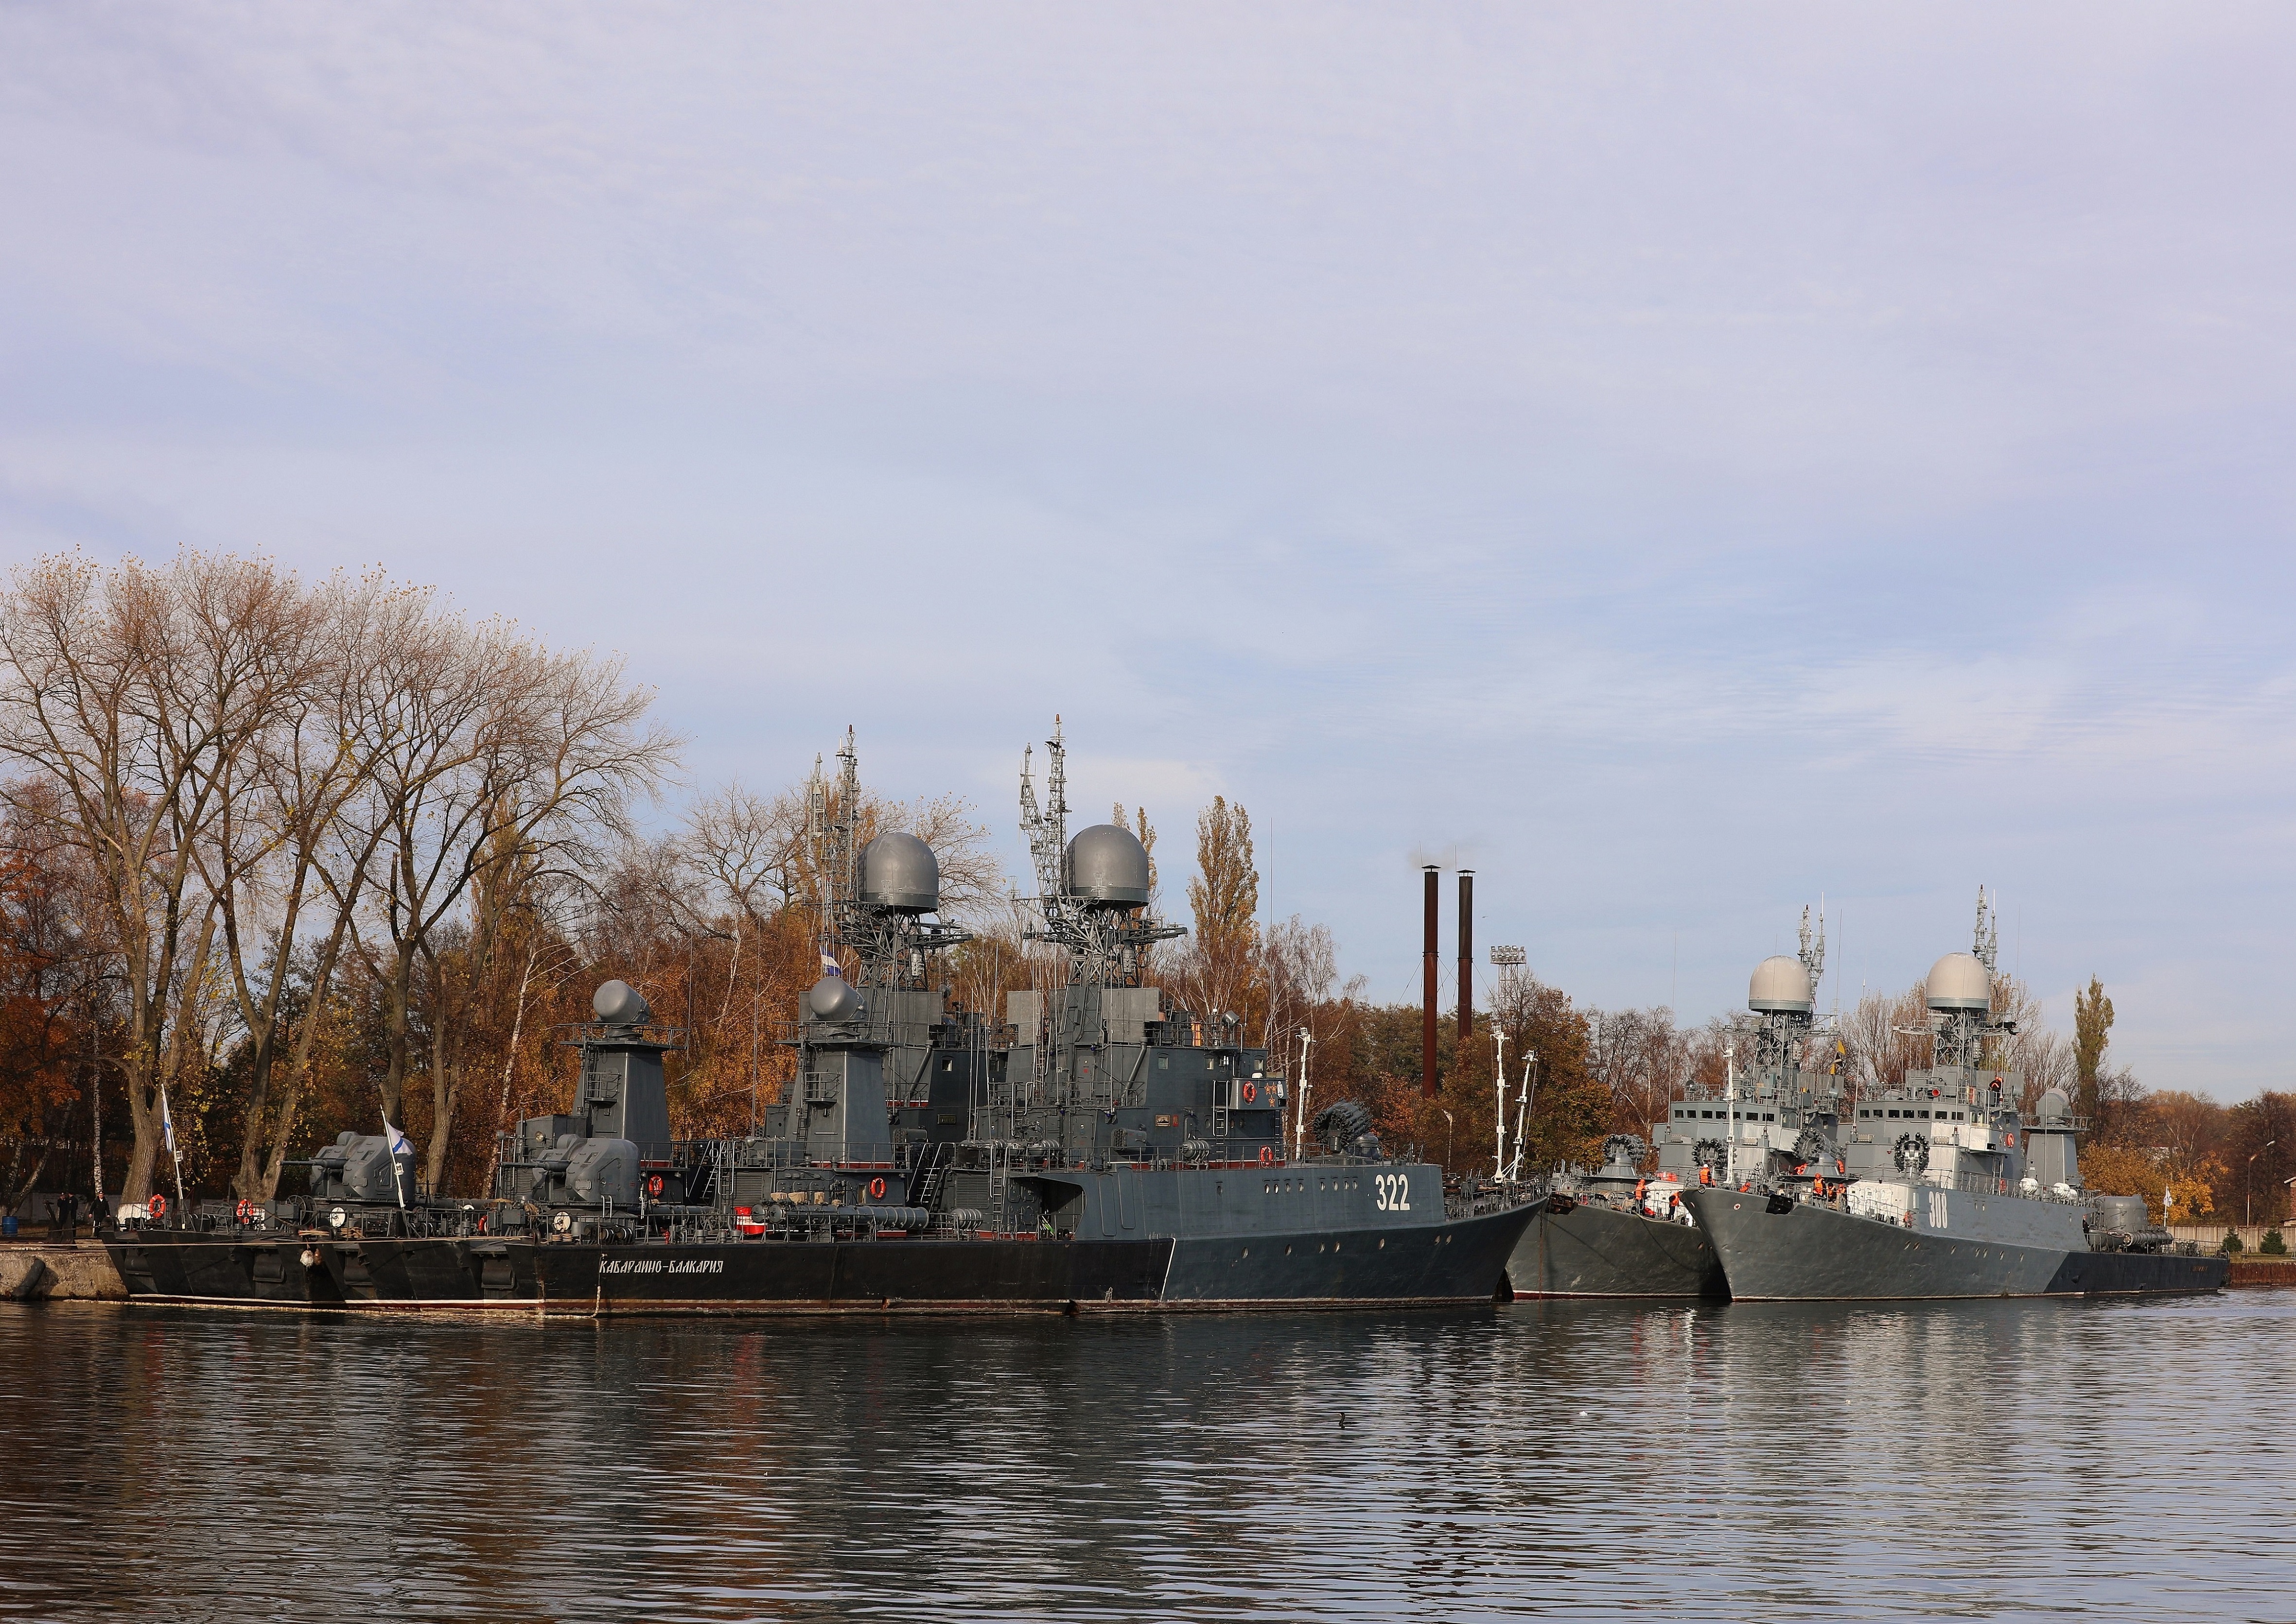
1422, 865, 1439, 1098
1458, 869, 1474, 1052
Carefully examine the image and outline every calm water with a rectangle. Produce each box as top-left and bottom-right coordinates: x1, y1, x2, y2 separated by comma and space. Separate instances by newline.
0, 1293, 2290, 1623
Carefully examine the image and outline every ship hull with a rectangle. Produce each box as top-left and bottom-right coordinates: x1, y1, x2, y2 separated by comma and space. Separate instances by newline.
1683, 1189, 2229, 1300
104, 1204, 1533, 1315
1506, 1200, 1725, 1299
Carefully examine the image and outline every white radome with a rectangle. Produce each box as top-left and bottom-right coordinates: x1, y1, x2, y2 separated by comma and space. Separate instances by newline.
1748, 954, 1814, 1013
1925, 951, 1991, 1010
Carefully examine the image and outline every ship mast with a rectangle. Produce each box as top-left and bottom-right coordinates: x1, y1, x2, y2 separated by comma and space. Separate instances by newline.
1017, 717, 1181, 985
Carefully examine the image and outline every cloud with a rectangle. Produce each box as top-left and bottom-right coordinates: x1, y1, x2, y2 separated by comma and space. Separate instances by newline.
6, 4, 2296, 1094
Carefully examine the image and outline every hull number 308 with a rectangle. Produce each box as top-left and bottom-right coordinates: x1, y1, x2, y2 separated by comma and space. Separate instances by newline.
1374, 1172, 1412, 1212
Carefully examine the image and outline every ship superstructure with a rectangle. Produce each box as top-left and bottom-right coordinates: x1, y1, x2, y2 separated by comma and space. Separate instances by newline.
1686, 893, 2226, 1299
103, 724, 1534, 1314
1652, 906, 1840, 1189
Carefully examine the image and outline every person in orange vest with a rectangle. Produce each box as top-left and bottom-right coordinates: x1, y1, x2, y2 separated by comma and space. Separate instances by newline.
1699, 1165, 1713, 1187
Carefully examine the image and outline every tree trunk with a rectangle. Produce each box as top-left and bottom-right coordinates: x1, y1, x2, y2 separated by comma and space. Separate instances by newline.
380, 938, 417, 1128
0, 1143, 48, 1217
424, 953, 459, 1195
484, 936, 542, 1195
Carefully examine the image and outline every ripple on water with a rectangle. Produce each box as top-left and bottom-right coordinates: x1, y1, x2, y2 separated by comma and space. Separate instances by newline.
0, 1293, 2290, 1622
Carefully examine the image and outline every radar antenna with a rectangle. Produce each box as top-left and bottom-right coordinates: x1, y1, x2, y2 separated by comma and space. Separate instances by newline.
1018, 717, 1069, 902
808, 728, 970, 989
1973, 885, 1999, 974
1797, 903, 1826, 985
1017, 716, 1182, 984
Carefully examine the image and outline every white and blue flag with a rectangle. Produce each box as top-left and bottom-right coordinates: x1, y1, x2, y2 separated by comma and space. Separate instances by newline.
821, 952, 841, 977
159, 1087, 176, 1155
382, 1116, 412, 1206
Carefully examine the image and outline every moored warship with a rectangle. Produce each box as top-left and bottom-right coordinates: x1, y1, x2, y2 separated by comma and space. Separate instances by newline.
1685, 895, 2228, 1300
1507, 909, 1834, 1298
105, 726, 1533, 1315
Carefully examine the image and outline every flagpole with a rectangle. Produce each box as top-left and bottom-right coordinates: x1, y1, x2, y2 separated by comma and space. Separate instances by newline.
383, 1113, 408, 1209
160, 1084, 187, 1214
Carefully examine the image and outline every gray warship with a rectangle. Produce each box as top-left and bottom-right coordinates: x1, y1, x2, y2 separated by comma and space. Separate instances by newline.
1685, 895, 2228, 1300
105, 726, 1534, 1314
1507, 910, 1834, 1298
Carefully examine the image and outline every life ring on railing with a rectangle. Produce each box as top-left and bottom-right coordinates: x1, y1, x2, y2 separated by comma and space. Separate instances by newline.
1242, 1080, 1258, 1104
1258, 1145, 1276, 1166
868, 1177, 887, 1200
147, 1193, 166, 1218
235, 1198, 253, 1223
645, 1174, 666, 1199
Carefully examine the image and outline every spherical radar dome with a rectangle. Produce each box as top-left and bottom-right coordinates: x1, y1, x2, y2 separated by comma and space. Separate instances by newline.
1748, 955, 1814, 1013
1925, 951, 1991, 1011
2037, 1086, 2070, 1124
859, 831, 940, 913
1065, 824, 1150, 908
593, 979, 651, 1025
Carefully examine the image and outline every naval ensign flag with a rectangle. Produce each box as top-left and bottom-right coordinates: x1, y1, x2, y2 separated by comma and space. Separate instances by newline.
382, 1116, 412, 1208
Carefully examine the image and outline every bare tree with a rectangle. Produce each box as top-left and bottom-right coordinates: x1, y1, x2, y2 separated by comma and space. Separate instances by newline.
340, 610, 678, 1189
0, 553, 310, 1200
1583, 1005, 1691, 1134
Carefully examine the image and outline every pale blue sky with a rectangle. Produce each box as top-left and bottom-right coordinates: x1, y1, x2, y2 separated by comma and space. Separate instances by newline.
4, 4, 2293, 1095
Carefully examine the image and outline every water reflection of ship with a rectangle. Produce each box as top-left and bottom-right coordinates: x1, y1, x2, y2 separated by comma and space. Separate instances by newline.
106, 724, 1533, 1314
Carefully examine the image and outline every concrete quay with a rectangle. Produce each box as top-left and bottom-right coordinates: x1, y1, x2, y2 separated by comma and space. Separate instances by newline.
0, 1241, 126, 1301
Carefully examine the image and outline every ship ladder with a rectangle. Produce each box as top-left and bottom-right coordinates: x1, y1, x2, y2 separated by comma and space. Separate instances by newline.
987, 1147, 1011, 1236
913, 1142, 954, 1219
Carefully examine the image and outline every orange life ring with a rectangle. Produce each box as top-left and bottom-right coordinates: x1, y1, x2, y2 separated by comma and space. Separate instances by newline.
1242, 1080, 1258, 1104
868, 1177, 887, 1200
1258, 1145, 1275, 1166
645, 1174, 666, 1199
148, 1193, 166, 1218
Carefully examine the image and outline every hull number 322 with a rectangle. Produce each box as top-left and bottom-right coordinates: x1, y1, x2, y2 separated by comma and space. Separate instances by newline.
1374, 1172, 1413, 1212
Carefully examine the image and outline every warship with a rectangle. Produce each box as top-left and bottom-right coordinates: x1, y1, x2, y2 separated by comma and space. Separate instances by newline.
1507, 909, 1834, 1298
1684, 894, 2229, 1300
105, 726, 1533, 1315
